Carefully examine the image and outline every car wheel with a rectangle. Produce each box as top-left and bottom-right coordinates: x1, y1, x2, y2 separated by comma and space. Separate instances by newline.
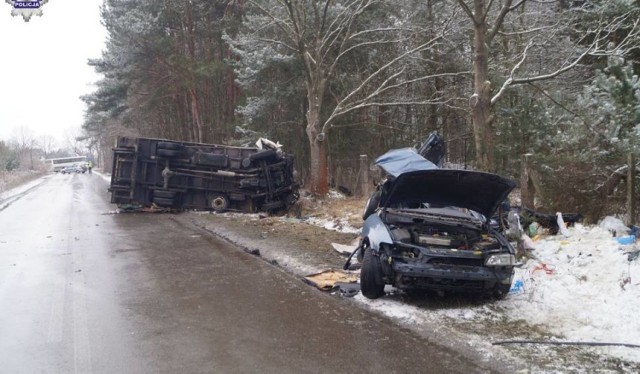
210, 194, 229, 213
360, 247, 385, 299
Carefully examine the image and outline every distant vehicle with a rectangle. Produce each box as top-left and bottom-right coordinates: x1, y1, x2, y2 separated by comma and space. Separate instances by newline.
60, 165, 85, 174
46, 156, 88, 172
109, 137, 299, 213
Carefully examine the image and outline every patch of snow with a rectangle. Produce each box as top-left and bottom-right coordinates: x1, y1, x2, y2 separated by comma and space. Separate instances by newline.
0, 175, 48, 200
498, 224, 640, 362
598, 216, 630, 235
354, 294, 421, 324
326, 189, 347, 200
94, 170, 111, 184
305, 217, 360, 234
346, 220, 640, 366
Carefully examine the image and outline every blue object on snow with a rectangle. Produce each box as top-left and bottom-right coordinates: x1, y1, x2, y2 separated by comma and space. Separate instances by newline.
509, 279, 524, 294
616, 235, 636, 245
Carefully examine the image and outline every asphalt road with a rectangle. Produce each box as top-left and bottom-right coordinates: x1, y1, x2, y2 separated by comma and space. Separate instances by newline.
0, 173, 494, 373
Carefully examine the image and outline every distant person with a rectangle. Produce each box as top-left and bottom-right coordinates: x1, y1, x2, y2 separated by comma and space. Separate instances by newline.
88, 161, 93, 174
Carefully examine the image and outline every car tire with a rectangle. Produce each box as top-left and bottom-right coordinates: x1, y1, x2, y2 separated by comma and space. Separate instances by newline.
360, 247, 385, 299
210, 194, 229, 213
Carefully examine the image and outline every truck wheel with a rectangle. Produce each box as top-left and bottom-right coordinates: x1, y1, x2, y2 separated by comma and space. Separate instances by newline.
157, 142, 182, 150
360, 248, 385, 299
157, 149, 180, 158
210, 194, 229, 213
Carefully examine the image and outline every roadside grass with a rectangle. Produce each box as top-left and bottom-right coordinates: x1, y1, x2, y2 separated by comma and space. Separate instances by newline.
0, 170, 47, 194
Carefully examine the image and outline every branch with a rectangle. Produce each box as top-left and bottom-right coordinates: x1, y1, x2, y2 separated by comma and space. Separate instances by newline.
527, 82, 586, 121
492, 13, 640, 104
487, 0, 519, 43
492, 40, 533, 104
455, 0, 477, 24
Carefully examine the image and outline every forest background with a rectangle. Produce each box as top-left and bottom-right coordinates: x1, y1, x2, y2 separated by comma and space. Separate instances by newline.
3, 0, 639, 222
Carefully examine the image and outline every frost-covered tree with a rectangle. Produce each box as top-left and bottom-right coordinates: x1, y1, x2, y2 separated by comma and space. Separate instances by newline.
228, 0, 458, 195
455, 0, 640, 171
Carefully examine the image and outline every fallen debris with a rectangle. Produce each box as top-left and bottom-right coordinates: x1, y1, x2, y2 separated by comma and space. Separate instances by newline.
331, 242, 356, 256
303, 270, 358, 292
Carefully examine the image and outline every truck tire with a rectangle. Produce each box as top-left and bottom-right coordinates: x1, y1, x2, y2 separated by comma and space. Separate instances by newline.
361, 248, 385, 299
210, 194, 229, 213
157, 149, 181, 158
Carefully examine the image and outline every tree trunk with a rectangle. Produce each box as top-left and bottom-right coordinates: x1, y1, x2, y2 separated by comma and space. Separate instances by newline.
306, 93, 329, 196
189, 88, 203, 143
471, 0, 494, 171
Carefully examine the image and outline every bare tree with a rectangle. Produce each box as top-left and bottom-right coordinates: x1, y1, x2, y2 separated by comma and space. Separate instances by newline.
38, 134, 57, 159
63, 127, 90, 156
10, 126, 37, 170
455, 0, 640, 171
232, 0, 461, 195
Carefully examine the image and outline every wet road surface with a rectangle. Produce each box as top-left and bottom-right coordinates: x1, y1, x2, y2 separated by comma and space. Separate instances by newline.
0, 173, 494, 373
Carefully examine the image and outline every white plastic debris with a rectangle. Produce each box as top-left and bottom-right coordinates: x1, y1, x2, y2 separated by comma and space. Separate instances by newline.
556, 212, 570, 237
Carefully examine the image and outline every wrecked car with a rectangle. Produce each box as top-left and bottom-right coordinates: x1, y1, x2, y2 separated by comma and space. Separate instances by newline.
352, 147, 517, 299
109, 137, 299, 213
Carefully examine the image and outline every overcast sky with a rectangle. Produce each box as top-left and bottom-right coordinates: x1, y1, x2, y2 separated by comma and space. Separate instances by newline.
0, 0, 107, 146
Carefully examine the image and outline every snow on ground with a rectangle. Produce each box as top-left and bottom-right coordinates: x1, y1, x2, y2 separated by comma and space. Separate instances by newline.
0, 175, 47, 200
501, 220, 640, 361
94, 170, 111, 184
341, 216, 640, 366
304, 216, 360, 234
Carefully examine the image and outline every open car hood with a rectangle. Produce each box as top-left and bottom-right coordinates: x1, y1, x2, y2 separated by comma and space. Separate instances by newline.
375, 148, 438, 178
380, 169, 515, 218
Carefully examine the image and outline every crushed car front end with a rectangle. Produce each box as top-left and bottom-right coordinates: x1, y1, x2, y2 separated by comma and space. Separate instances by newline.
363, 208, 515, 297
357, 148, 516, 299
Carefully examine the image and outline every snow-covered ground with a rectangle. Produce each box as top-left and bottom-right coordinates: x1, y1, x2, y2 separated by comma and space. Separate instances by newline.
321, 214, 640, 366
502, 220, 640, 362
0, 174, 50, 211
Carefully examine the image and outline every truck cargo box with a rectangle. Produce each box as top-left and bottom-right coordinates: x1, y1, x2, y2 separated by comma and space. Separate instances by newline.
109, 137, 299, 213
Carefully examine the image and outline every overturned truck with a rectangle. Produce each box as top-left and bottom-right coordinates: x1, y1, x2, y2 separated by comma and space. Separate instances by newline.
109, 137, 299, 213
